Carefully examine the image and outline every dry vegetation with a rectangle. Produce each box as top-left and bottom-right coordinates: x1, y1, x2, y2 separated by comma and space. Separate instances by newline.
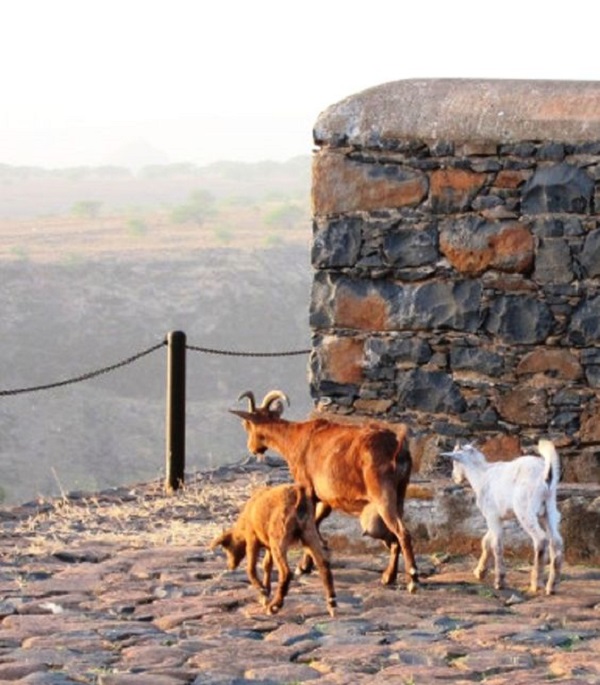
9, 463, 282, 558
0, 210, 310, 264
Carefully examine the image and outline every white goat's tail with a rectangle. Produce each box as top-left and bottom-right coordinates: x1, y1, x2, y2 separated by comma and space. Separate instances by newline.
538, 439, 560, 491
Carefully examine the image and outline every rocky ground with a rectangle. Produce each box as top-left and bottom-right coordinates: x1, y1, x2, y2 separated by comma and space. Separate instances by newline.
0, 459, 599, 684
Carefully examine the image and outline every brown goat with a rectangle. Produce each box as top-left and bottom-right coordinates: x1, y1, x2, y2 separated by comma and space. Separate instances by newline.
231, 390, 419, 592
210, 483, 337, 616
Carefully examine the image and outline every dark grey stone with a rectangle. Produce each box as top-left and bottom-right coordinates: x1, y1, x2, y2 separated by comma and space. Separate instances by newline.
391, 280, 483, 332
484, 295, 554, 344
365, 336, 432, 367
312, 217, 362, 268
568, 295, 600, 345
522, 163, 594, 214
533, 237, 573, 284
382, 224, 439, 267
450, 346, 505, 376
578, 228, 600, 278
396, 369, 466, 414
537, 142, 566, 161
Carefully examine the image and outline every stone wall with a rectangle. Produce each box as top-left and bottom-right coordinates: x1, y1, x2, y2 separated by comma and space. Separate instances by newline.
309, 79, 600, 481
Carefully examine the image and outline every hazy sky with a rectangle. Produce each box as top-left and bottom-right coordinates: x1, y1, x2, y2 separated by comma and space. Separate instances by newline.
3, 0, 600, 169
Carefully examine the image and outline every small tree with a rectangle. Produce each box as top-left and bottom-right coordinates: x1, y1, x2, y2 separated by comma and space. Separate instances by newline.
71, 200, 102, 219
170, 189, 216, 226
264, 203, 305, 230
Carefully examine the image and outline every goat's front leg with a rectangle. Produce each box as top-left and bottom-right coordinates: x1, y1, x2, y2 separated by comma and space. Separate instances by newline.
382, 541, 400, 586
245, 540, 269, 604
266, 545, 292, 615
261, 550, 273, 600
486, 521, 505, 590
297, 501, 331, 575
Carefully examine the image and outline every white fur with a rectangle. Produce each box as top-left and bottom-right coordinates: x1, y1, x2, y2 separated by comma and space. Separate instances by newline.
442, 439, 563, 594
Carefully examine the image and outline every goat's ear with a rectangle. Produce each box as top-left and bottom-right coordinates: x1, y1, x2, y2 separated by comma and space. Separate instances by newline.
210, 530, 233, 550
440, 447, 464, 462
440, 451, 457, 459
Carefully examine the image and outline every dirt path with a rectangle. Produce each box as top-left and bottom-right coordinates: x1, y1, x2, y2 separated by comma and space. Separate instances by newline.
0, 461, 598, 684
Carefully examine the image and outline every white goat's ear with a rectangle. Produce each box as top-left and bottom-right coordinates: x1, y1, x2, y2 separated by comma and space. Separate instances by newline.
440, 447, 465, 462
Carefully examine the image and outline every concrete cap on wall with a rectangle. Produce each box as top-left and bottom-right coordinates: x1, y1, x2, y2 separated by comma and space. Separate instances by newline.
314, 78, 600, 146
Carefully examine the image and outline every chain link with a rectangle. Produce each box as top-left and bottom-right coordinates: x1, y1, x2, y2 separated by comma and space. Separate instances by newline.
0, 340, 167, 397
186, 344, 311, 358
0, 339, 311, 397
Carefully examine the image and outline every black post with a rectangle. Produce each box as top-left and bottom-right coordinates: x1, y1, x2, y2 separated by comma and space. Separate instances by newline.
165, 330, 186, 493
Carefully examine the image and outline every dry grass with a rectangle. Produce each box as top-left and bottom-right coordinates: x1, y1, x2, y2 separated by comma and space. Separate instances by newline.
6, 464, 283, 559
0, 210, 309, 264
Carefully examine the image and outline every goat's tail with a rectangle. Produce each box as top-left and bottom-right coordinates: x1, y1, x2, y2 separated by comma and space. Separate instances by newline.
538, 439, 560, 491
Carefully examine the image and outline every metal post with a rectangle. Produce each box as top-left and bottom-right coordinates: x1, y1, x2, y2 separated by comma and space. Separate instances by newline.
165, 330, 186, 493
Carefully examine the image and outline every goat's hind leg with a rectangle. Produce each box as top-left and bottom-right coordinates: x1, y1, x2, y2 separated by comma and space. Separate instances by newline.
517, 511, 548, 593
376, 504, 419, 592
543, 502, 563, 595
360, 504, 399, 585
297, 501, 331, 576
300, 526, 337, 617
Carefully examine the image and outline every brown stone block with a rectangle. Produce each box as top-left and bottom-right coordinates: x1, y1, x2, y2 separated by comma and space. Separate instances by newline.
480, 434, 521, 461
496, 385, 550, 427
516, 348, 583, 380
440, 220, 533, 275
580, 402, 600, 442
353, 397, 393, 414
320, 336, 364, 384
561, 448, 600, 482
488, 224, 534, 273
429, 168, 487, 213
334, 288, 390, 331
312, 150, 428, 215
494, 169, 531, 189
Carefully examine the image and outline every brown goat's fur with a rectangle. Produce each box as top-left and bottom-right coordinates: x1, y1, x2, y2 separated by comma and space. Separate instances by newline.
232, 394, 419, 592
210, 484, 336, 616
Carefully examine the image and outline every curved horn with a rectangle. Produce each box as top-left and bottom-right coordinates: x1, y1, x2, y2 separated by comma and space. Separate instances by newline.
260, 390, 290, 412
237, 391, 256, 412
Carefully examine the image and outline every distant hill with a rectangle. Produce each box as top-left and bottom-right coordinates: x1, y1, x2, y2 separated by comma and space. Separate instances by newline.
0, 156, 311, 219
0, 158, 314, 504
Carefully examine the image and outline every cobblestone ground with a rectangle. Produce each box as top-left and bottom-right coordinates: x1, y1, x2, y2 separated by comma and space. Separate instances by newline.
0, 461, 598, 684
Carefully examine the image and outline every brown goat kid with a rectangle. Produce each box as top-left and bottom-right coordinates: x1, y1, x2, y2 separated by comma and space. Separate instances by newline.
231, 390, 419, 592
210, 484, 337, 616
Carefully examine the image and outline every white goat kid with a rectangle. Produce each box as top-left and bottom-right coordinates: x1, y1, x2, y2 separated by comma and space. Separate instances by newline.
442, 439, 563, 595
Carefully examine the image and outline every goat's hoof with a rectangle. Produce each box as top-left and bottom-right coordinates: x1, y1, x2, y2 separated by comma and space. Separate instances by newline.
266, 603, 281, 615
407, 580, 419, 594
474, 568, 486, 580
